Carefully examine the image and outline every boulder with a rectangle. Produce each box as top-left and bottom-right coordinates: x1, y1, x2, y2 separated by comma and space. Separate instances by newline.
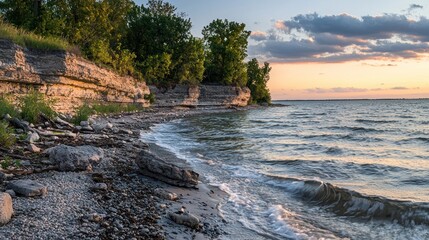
136, 150, 199, 188
168, 212, 200, 229
7, 180, 47, 197
0, 193, 13, 225
46, 144, 104, 171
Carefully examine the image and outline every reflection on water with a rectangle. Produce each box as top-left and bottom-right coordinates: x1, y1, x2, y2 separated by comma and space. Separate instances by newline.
142, 99, 429, 239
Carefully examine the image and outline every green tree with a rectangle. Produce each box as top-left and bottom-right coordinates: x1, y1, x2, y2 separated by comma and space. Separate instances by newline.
0, 0, 36, 29
246, 58, 271, 104
0, 0, 136, 75
202, 19, 250, 86
126, 0, 203, 86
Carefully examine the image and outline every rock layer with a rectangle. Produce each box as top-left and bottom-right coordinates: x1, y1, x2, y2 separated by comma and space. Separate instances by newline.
0, 39, 150, 113
149, 85, 251, 107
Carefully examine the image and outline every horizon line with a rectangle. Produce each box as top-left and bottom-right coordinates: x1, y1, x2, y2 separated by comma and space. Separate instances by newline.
273, 97, 429, 101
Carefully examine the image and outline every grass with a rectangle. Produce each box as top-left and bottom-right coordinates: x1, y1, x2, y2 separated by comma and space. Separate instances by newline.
0, 121, 16, 148
0, 20, 78, 53
71, 102, 145, 124
0, 95, 19, 118
20, 90, 56, 123
72, 103, 94, 125
92, 103, 145, 115
0, 156, 21, 169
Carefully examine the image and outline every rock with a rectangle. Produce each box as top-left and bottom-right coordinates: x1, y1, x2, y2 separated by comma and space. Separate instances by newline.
0, 172, 5, 183
80, 121, 89, 127
9, 117, 29, 132
86, 213, 104, 223
5, 190, 15, 198
119, 129, 133, 135
81, 126, 93, 131
168, 212, 200, 229
0, 193, 13, 225
154, 188, 178, 201
92, 124, 105, 132
88, 118, 96, 125
7, 179, 48, 197
106, 123, 113, 129
46, 144, 104, 171
2, 114, 11, 121
26, 132, 40, 143
91, 183, 108, 191
136, 150, 199, 188
28, 143, 41, 153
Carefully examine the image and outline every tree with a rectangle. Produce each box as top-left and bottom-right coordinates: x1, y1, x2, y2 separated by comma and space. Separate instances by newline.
125, 0, 203, 86
0, 0, 136, 75
246, 58, 271, 104
0, 0, 36, 29
202, 19, 250, 86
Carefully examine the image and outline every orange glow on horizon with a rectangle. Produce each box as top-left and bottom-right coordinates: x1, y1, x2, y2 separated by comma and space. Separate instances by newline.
268, 60, 429, 100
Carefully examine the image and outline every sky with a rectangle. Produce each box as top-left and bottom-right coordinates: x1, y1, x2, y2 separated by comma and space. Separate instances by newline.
134, 0, 429, 100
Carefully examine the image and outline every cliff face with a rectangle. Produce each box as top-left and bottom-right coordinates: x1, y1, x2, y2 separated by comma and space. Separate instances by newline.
149, 85, 251, 107
0, 39, 251, 113
0, 39, 150, 113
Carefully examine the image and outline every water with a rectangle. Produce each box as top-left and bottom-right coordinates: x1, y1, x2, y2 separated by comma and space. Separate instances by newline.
141, 100, 429, 239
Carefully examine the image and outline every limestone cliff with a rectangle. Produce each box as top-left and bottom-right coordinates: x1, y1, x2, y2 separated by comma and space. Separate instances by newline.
0, 39, 251, 112
149, 85, 251, 107
0, 39, 150, 113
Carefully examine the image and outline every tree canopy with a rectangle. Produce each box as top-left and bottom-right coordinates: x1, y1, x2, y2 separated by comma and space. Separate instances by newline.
202, 19, 250, 87
0, 0, 270, 100
247, 58, 271, 104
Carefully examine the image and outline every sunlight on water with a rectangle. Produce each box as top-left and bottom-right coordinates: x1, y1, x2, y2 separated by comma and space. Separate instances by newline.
142, 99, 429, 239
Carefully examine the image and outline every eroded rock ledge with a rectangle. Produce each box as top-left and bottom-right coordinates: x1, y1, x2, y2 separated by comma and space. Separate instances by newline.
0, 39, 150, 113
0, 39, 251, 112
149, 85, 251, 108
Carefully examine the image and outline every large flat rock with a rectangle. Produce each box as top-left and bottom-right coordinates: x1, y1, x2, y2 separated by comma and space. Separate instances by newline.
7, 180, 47, 197
136, 150, 199, 188
46, 144, 104, 171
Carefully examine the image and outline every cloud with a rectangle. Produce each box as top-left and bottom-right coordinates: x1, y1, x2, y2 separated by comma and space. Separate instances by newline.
408, 4, 423, 12
249, 12, 429, 63
391, 86, 409, 90
249, 31, 268, 41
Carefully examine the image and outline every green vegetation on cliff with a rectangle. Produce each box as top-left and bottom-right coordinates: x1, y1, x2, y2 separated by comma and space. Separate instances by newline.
0, 0, 271, 103
0, 20, 74, 51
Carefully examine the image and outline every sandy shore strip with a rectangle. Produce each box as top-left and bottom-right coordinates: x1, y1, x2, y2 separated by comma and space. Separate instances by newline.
0, 106, 256, 239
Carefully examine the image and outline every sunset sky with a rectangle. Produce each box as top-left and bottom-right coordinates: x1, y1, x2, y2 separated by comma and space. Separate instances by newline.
135, 0, 429, 100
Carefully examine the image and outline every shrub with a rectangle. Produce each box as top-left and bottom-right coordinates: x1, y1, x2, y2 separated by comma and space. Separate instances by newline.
0, 156, 21, 169
144, 93, 156, 104
20, 90, 56, 123
92, 103, 144, 114
0, 121, 16, 148
0, 95, 19, 118
72, 103, 94, 125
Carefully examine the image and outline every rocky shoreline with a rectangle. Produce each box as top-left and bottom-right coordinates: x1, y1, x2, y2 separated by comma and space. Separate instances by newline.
0, 106, 250, 240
